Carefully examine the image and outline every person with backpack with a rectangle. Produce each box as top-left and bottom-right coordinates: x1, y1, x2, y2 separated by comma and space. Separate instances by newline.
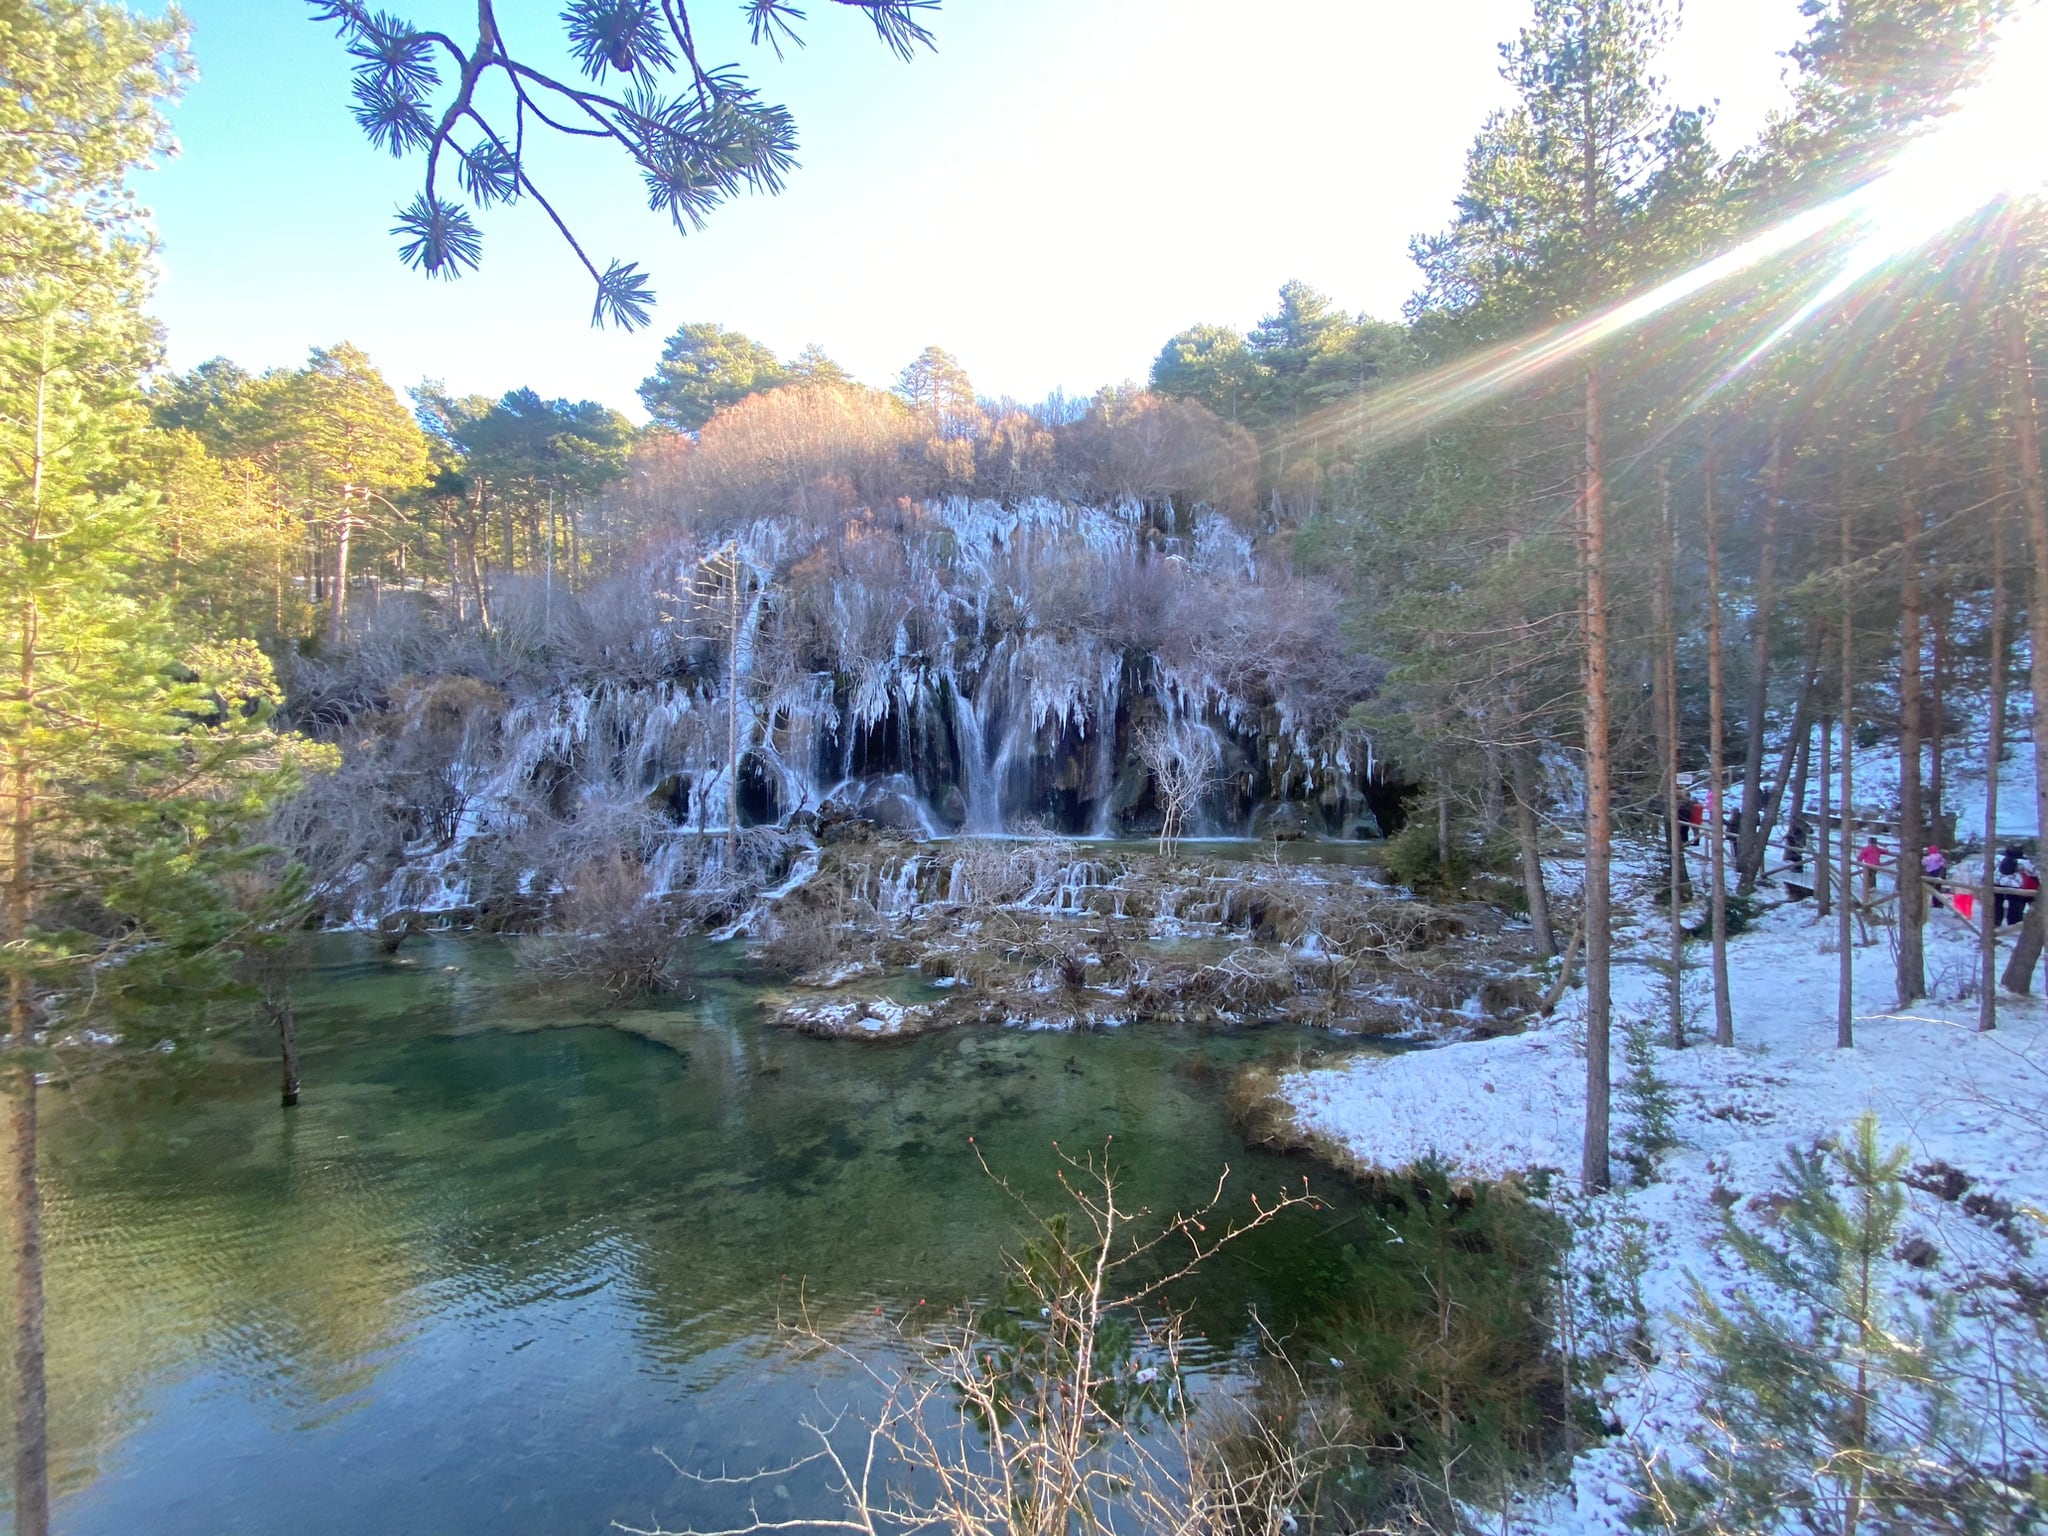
1996, 845, 2026, 927
1784, 816, 1809, 873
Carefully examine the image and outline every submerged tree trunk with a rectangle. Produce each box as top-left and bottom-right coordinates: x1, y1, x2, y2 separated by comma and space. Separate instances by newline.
1705, 458, 1734, 1048
1581, 363, 1614, 1193
269, 992, 302, 1108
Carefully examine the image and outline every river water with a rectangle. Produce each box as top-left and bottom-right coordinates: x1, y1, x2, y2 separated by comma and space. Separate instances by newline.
20, 935, 1385, 1536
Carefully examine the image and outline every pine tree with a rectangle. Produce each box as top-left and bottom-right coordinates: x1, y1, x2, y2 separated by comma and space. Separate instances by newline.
291, 343, 429, 645
1636, 1115, 2028, 1534
638, 322, 789, 432
2, 8, 306, 1530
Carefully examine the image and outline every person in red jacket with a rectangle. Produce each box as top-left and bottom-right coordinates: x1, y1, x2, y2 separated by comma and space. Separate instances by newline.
1857, 835, 1885, 905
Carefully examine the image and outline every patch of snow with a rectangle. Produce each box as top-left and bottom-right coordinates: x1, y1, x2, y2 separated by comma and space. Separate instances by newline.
1282, 855, 2048, 1535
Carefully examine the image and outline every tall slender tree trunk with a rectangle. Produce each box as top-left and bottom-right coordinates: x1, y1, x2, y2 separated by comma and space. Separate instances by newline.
7, 1074, 45, 1536
1705, 458, 1734, 1048
1981, 499, 2007, 1033
1654, 460, 1687, 1047
1753, 648, 1819, 871
1794, 712, 1810, 843
8, 362, 51, 1536
1897, 411, 1927, 1007
1818, 712, 1834, 920
466, 486, 494, 634
2002, 299, 2048, 993
1437, 784, 1452, 883
1840, 477, 1858, 1050
445, 507, 466, 626
1929, 595, 1949, 827
328, 489, 353, 647
1735, 437, 1781, 891
1580, 363, 1613, 1193
1510, 747, 1556, 961
726, 556, 743, 868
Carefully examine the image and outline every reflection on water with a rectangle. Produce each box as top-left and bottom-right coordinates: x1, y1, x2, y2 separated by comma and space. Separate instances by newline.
15, 937, 1380, 1536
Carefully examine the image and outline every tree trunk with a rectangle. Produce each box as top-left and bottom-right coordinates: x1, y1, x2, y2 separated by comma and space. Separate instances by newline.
726, 557, 743, 869
1818, 712, 1833, 920
7, 1076, 46, 1536
328, 491, 353, 648
1751, 647, 1819, 880
1581, 363, 1613, 1193
1789, 703, 1815, 848
1982, 496, 2007, 1033
1654, 460, 1687, 1047
1840, 479, 1857, 1050
1929, 594, 1949, 825
446, 506, 466, 626
2003, 298, 2048, 994
1705, 457, 1734, 1048
270, 993, 301, 1108
1437, 784, 1452, 884
1510, 748, 1555, 961
1735, 437, 1781, 890
8, 384, 49, 1536
465, 485, 493, 633
1897, 410, 1927, 1008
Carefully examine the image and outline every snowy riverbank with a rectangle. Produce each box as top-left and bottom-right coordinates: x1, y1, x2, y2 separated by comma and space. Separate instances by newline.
1279, 856, 2048, 1533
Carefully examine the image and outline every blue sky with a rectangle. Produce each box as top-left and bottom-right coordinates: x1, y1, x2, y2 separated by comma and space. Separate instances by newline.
143, 0, 1811, 419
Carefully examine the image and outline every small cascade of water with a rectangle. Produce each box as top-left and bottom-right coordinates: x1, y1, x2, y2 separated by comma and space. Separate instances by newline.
1085, 653, 1123, 838
953, 684, 1000, 835
858, 855, 928, 919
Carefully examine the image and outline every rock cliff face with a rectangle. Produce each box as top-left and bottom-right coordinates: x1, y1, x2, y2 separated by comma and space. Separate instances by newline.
302, 497, 1401, 921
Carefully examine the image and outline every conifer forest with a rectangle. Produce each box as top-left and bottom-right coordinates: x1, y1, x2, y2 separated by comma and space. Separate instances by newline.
6, 1, 2048, 1533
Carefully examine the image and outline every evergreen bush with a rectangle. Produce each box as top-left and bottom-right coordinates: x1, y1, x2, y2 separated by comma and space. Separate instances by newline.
1631, 1114, 2039, 1534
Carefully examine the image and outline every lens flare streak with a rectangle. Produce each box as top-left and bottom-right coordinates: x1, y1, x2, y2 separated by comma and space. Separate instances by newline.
1314, 2, 2048, 459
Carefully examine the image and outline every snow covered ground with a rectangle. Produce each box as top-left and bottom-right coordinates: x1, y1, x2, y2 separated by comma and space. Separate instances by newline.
1279, 853, 2048, 1533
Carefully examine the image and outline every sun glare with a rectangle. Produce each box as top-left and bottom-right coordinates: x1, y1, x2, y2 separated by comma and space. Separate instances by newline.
1314, 1, 2048, 460
1831, 0, 2048, 292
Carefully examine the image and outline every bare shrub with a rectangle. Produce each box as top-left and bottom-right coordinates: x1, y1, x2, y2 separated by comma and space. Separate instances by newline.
941, 838, 1083, 907
269, 673, 508, 915
1134, 719, 1220, 857
755, 889, 864, 978
1057, 389, 1260, 524
682, 384, 920, 527
515, 852, 683, 1000
619, 1147, 1343, 1536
